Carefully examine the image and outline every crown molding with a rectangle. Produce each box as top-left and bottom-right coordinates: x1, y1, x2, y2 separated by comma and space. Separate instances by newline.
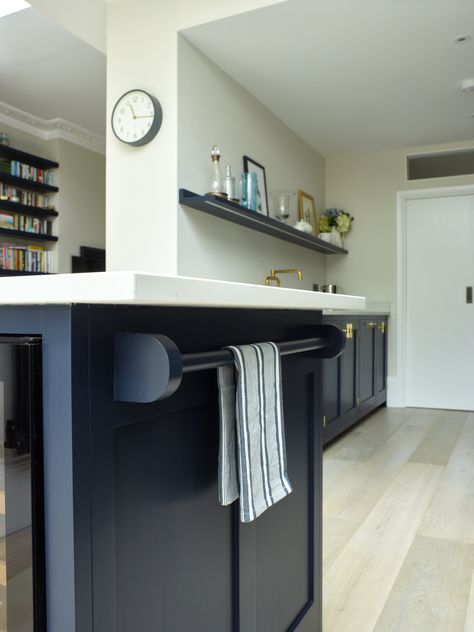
0, 101, 105, 155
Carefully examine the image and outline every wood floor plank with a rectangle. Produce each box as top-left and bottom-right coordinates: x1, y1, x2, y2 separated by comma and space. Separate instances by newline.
418, 413, 474, 543
373, 535, 474, 632
324, 407, 411, 463
324, 415, 435, 526
464, 564, 474, 631
323, 515, 360, 575
323, 462, 443, 632
408, 410, 468, 466
323, 458, 361, 495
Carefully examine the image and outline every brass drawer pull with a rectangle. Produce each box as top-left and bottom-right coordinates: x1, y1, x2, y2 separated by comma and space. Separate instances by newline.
342, 323, 353, 339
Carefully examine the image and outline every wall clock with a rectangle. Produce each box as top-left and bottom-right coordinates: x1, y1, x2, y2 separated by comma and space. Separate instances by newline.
111, 89, 163, 146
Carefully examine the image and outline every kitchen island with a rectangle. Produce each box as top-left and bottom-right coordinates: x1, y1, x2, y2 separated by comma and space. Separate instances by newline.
0, 272, 364, 632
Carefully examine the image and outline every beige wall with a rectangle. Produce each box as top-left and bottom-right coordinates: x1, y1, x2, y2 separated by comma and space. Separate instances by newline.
325, 138, 474, 386
177, 38, 326, 289
0, 121, 105, 273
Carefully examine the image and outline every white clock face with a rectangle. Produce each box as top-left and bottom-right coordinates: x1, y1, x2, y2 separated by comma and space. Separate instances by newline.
112, 90, 160, 145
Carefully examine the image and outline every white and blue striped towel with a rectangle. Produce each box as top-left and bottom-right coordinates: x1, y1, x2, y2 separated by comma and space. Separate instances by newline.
217, 341, 292, 523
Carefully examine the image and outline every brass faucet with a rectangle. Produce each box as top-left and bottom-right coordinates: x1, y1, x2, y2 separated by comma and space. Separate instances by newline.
265, 268, 303, 287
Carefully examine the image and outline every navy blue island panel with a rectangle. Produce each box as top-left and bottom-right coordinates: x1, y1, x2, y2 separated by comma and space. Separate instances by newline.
0, 303, 330, 632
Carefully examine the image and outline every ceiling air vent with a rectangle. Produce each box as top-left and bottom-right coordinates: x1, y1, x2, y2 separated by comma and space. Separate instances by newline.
407, 149, 474, 180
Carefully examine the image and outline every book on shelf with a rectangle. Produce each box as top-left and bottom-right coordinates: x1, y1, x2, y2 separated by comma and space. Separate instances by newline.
0, 183, 50, 208
0, 211, 52, 235
0, 243, 53, 273
9, 160, 54, 186
0, 212, 18, 230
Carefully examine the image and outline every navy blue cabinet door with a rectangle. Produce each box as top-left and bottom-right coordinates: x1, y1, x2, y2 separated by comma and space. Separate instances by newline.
375, 320, 388, 404
358, 320, 377, 410
323, 316, 388, 445
82, 306, 323, 632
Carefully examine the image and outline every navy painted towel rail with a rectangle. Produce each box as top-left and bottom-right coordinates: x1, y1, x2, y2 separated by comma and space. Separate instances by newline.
182, 336, 328, 373
114, 324, 345, 403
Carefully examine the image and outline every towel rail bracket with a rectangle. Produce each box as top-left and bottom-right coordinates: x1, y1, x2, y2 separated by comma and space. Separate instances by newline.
114, 333, 183, 403
114, 324, 345, 404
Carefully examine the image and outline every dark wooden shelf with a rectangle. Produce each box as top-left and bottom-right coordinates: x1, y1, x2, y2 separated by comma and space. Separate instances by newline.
0, 172, 58, 193
0, 199, 58, 218
0, 144, 59, 170
0, 270, 52, 276
0, 228, 57, 242
179, 189, 348, 255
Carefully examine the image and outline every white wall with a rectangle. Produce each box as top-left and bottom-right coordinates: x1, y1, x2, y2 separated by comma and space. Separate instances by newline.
55, 139, 105, 272
325, 139, 474, 391
0, 121, 105, 273
105, 0, 289, 275
177, 38, 326, 289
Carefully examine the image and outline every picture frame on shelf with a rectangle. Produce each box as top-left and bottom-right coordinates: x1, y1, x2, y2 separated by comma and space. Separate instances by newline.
243, 155, 269, 216
298, 190, 317, 235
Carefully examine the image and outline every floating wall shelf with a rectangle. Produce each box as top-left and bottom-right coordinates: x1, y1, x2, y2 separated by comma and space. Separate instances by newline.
0, 199, 58, 218
0, 228, 58, 242
179, 189, 348, 255
0, 172, 58, 193
0, 270, 52, 277
0, 144, 59, 170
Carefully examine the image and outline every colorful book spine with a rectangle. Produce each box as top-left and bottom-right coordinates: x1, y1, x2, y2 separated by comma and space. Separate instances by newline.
0, 243, 53, 273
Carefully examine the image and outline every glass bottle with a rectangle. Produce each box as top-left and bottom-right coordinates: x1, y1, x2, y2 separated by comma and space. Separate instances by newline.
240, 173, 248, 208
208, 145, 226, 197
247, 173, 258, 211
224, 165, 236, 201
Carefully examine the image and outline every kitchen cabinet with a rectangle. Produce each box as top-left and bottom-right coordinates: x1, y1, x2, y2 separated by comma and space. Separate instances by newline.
0, 301, 350, 632
322, 314, 388, 444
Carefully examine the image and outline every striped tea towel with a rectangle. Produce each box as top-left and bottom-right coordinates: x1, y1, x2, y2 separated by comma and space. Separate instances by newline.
217, 341, 292, 523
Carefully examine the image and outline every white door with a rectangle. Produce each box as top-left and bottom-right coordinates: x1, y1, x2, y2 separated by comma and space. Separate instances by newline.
406, 193, 474, 410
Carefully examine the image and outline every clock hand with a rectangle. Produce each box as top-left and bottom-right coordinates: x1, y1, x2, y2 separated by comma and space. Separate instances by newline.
134, 114, 153, 119
129, 105, 136, 119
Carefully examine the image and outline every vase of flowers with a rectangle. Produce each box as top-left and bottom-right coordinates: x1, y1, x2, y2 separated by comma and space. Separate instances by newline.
319, 207, 354, 246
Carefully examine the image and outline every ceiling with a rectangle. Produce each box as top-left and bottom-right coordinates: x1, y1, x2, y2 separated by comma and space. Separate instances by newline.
1, 0, 473, 154
183, 0, 474, 155
0, 7, 106, 135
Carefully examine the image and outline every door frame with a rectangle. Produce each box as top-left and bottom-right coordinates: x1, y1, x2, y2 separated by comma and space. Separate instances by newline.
395, 183, 474, 407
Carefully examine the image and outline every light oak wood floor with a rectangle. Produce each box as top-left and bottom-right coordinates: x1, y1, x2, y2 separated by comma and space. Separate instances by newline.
323, 407, 474, 632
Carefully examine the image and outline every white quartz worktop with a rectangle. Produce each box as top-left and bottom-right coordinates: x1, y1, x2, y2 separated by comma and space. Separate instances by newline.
323, 300, 391, 316
0, 272, 366, 311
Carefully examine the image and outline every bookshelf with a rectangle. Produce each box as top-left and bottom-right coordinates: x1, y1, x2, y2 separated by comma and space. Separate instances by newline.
0, 145, 59, 276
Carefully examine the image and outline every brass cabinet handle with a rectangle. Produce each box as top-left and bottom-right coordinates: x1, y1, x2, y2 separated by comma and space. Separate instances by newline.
378, 322, 386, 334
365, 321, 378, 328
342, 323, 353, 339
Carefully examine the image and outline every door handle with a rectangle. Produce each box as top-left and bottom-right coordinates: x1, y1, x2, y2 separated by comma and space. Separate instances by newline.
467, 287, 472, 304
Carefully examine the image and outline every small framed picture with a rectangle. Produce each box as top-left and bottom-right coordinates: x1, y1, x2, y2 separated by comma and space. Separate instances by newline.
298, 190, 317, 235
243, 156, 269, 216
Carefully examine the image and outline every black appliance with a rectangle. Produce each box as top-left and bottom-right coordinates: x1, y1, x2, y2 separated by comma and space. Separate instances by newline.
0, 336, 45, 631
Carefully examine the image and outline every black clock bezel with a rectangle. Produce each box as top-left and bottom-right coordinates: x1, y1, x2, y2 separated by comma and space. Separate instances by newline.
111, 89, 163, 146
